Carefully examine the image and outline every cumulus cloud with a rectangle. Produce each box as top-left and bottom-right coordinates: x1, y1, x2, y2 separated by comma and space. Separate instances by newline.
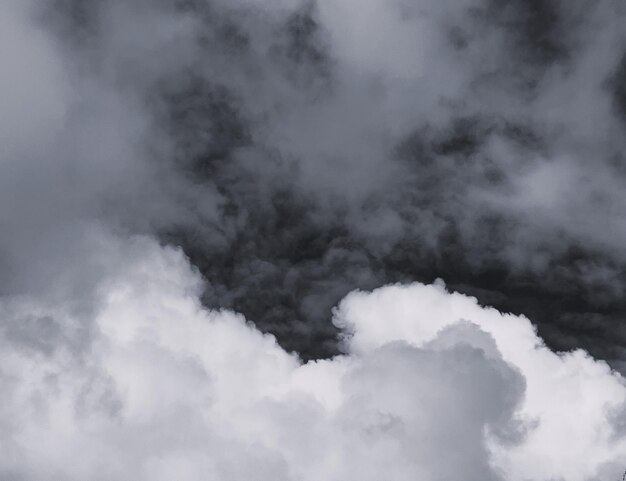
1, 232, 625, 480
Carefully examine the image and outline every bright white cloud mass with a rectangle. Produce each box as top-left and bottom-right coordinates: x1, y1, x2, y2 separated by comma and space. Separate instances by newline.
1, 227, 625, 481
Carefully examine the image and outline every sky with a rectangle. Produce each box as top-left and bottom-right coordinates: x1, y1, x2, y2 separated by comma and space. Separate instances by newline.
2, 0, 626, 479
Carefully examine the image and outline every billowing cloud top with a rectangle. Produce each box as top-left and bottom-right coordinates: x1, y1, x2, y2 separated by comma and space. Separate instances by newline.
1, 230, 626, 480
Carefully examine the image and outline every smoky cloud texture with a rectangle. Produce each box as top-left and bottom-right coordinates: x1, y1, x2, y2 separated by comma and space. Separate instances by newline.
4, 0, 626, 362
30, 0, 626, 363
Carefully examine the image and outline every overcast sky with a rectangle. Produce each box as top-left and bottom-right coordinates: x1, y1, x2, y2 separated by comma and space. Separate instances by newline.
2, 0, 626, 479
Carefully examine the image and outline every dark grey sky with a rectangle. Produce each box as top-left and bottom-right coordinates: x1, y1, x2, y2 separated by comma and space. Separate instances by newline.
9, 0, 622, 364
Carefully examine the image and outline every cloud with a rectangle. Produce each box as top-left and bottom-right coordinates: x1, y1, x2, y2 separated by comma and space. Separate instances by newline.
3, 3, 626, 477
337, 281, 626, 480
0, 0, 623, 363
1, 231, 625, 480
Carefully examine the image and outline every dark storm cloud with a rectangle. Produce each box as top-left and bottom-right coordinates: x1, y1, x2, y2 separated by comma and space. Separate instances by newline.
9, 1, 625, 357
4, 0, 626, 365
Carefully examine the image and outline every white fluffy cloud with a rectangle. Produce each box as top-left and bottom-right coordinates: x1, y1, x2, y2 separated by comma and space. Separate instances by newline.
1, 229, 625, 481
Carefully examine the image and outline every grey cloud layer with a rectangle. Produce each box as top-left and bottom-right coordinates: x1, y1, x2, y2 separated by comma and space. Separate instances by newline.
3, 0, 626, 359
4, 1, 626, 478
